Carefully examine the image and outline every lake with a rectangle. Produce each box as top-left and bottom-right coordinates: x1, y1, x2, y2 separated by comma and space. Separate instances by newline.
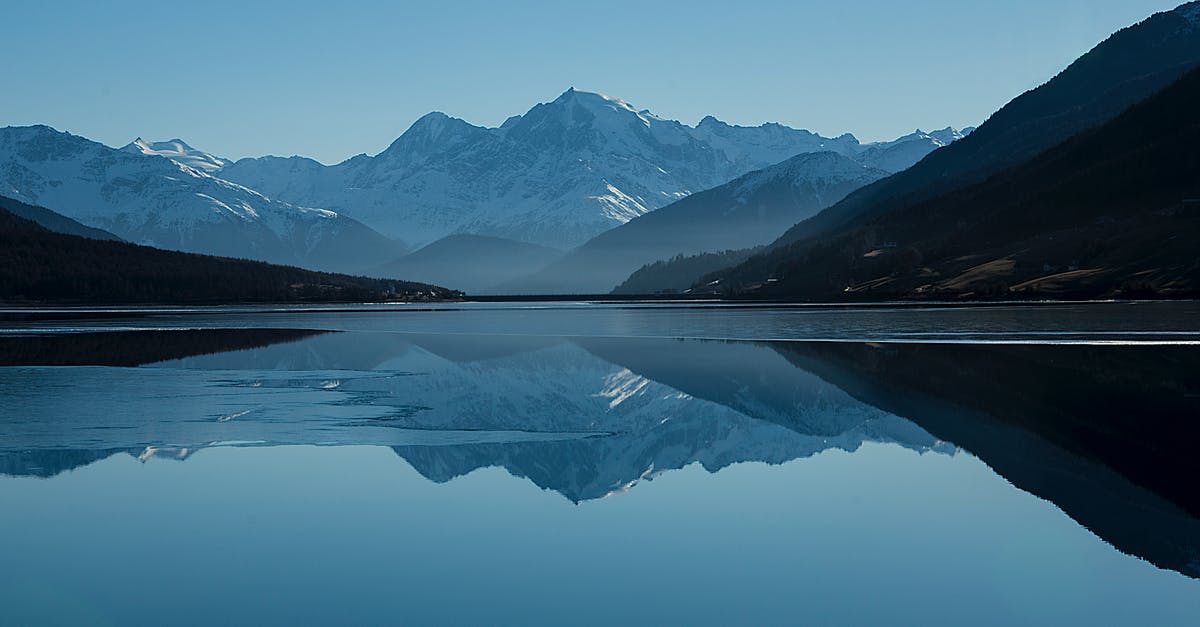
1, 301, 1198, 625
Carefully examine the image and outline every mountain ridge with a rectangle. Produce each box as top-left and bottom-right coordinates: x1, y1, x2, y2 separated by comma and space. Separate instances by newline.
211, 88, 965, 250
703, 0, 1200, 295
0, 197, 455, 304
713, 61, 1200, 300
0, 125, 403, 273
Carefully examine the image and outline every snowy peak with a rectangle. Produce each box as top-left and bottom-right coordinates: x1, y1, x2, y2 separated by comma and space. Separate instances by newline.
899, 127, 971, 147
505, 87, 686, 148
552, 87, 652, 121
121, 137, 231, 173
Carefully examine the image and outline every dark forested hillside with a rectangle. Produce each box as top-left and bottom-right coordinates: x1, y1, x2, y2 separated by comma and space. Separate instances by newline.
773, 3, 1200, 247
613, 248, 760, 295
0, 195, 123, 241
0, 204, 460, 304
706, 64, 1200, 301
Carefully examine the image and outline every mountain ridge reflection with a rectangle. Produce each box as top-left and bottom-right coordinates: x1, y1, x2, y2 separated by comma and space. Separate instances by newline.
0, 328, 1196, 577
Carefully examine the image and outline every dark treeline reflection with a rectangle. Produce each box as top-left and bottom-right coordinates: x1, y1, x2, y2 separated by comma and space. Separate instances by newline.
0, 328, 328, 366
0, 329, 1196, 577
767, 342, 1200, 579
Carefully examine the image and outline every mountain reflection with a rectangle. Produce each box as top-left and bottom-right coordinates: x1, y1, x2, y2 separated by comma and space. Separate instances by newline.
0, 328, 1197, 577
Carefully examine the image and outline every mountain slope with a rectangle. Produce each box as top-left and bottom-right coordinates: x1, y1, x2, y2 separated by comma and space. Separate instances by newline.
369, 234, 562, 294
505, 152, 889, 294
219, 89, 963, 249
0, 125, 402, 273
0, 201, 457, 304
717, 62, 1200, 300
749, 2, 1200, 260
0, 194, 122, 241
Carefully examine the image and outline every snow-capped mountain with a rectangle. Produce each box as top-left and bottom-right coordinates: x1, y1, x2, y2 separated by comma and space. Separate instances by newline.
856, 127, 974, 173
218, 88, 968, 249
0, 125, 401, 272
121, 137, 232, 173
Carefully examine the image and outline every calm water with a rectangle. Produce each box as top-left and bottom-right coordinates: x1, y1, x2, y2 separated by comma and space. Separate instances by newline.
1, 302, 1198, 625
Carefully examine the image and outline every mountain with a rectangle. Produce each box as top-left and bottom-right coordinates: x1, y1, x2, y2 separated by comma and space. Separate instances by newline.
369, 234, 563, 294
712, 61, 1200, 300
504, 152, 890, 294
0, 125, 402, 273
709, 2, 1200, 292
0, 194, 122, 241
218, 88, 964, 249
0, 201, 457, 304
121, 137, 232, 173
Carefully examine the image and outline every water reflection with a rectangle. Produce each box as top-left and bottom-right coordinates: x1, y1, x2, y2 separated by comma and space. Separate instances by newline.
0, 327, 1197, 581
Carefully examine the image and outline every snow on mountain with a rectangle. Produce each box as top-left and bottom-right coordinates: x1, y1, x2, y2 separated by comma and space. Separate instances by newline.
219, 88, 968, 249
0, 125, 400, 272
121, 137, 232, 173
855, 127, 973, 173
691, 115, 863, 175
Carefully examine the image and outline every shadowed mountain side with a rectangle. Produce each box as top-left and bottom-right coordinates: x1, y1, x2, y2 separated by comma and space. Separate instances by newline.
369, 234, 563, 294
711, 62, 1200, 300
506, 152, 886, 294
776, 2, 1200, 246
0, 329, 329, 367
709, 2, 1200, 293
0, 195, 122, 241
769, 341, 1200, 578
0, 204, 459, 304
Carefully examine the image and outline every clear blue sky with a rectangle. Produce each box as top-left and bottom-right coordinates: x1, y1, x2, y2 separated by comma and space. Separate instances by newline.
0, 0, 1183, 163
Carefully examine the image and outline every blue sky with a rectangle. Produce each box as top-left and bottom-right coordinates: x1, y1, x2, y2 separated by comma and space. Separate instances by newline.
0, 0, 1183, 163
